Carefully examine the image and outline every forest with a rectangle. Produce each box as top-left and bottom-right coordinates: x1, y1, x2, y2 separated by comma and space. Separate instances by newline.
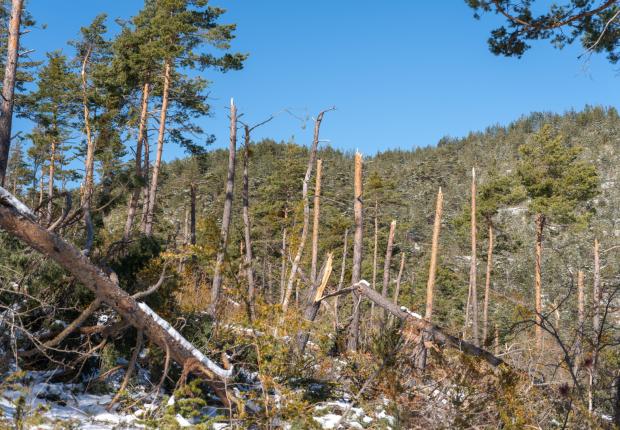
0, 0, 619, 429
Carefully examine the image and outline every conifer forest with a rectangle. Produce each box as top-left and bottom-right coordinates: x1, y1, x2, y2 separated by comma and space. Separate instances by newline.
0, 1, 619, 429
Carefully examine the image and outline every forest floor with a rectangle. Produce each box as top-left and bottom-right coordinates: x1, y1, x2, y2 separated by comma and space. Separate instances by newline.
0, 366, 396, 429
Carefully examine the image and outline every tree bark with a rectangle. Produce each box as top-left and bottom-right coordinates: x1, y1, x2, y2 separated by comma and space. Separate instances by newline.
482, 223, 494, 345
534, 213, 545, 351
46, 140, 56, 226
124, 83, 150, 240
380, 220, 396, 321
590, 237, 601, 412
575, 269, 585, 375
280, 217, 287, 305
242, 125, 255, 321
370, 200, 379, 324
0, 187, 235, 406
211, 98, 237, 312
310, 159, 323, 284
281, 108, 333, 313
468, 168, 479, 346
296, 254, 333, 354
425, 187, 443, 320
334, 228, 348, 331
330, 280, 505, 368
144, 61, 171, 237
347, 151, 364, 352
0, 0, 23, 186
189, 183, 196, 245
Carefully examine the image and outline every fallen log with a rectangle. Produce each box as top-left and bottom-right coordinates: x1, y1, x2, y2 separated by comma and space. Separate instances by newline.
0, 187, 235, 406
320, 280, 504, 367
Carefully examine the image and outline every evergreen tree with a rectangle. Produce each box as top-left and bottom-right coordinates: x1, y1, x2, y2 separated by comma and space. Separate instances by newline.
517, 124, 599, 349
25, 52, 80, 223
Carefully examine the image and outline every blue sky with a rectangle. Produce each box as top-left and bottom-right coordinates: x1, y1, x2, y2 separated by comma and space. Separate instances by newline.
16, 0, 618, 160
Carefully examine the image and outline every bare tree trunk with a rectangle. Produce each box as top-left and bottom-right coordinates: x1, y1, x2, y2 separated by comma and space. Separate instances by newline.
46, 141, 56, 226
280, 215, 287, 305
334, 228, 348, 331
393, 252, 405, 305
590, 238, 601, 413
380, 220, 396, 321
575, 269, 585, 376
468, 168, 479, 345
211, 98, 237, 312
144, 61, 171, 237
494, 324, 499, 356
242, 125, 255, 321
482, 223, 494, 345
327, 280, 505, 367
0, 0, 23, 186
370, 200, 379, 324
347, 151, 364, 352
124, 83, 150, 240
425, 188, 443, 320
281, 108, 333, 313
296, 254, 333, 354
0, 187, 235, 407
139, 132, 150, 232
189, 183, 196, 245
310, 159, 323, 284
534, 213, 545, 351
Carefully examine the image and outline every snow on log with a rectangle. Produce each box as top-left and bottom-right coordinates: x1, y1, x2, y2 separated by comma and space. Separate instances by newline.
0, 186, 233, 403
137, 302, 232, 379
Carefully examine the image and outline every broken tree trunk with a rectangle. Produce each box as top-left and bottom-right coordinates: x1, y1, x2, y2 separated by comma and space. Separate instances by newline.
380, 220, 396, 321
310, 159, 323, 284
323, 280, 505, 368
425, 187, 443, 320
0, 187, 235, 407
296, 253, 333, 354
347, 151, 364, 352
468, 167, 479, 346
534, 213, 545, 351
242, 125, 255, 321
0, 0, 23, 186
370, 200, 379, 325
211, 98, 238, 312
575, 269, 585, 376
282, 107, 333, 313
482, 223, 494, 345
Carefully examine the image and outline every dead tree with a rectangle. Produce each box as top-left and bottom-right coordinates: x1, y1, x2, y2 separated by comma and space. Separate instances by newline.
574, 269, 585, 376
0, 0, 24, 186
589, 238, 601, 412
482, 223, 494, 345
467, 168, 479, 346
281, 107, 334, 313
46, 140, 57, 226
425, 187, 443, 320
321, 280, 505, 368
144, 61, 171, 237
394, 252, 405, 305
334, 228, 349, 330
296, 254, 333, 354
347, 151, 364, 352
370, 200, 379, 324
211, 98, 238, 313
310, 159, 323, 284
239, 115, 274, 320
0, 187, 235, 406
380, 220, 396, 321
123, 83, 150, 240
534, 213, 545, 350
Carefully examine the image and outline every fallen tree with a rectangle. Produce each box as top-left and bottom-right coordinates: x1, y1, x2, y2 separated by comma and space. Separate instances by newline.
319, 280, 504, 368
0, 187, 235, 407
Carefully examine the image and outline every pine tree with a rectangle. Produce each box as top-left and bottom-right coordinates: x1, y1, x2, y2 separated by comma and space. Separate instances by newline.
517, 124, 599, 350
25, 52, 80, 224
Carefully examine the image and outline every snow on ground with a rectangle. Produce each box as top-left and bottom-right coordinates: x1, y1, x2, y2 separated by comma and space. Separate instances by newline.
0, 368, 395, 429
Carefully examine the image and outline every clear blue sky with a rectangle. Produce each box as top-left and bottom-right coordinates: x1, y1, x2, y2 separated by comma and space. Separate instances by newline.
16, 0, 618, 160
